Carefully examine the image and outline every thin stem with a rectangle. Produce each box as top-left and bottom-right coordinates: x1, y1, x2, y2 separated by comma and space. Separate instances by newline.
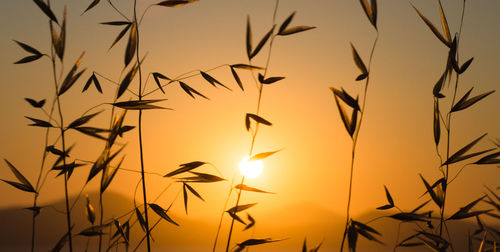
142, 64, 229, 97
212, 175, 235, 252
141, 72, 152, 95
31, 200, 36, 252
46, 10, 73, 249
93, 183, 172, 237
138, 4, 155, 25
339, 32, 379, 252
393, 222, 402, 252
133, 190, 180, 252
133, 219, 160, 252
224, 2, 281, 250
76, 159, 165, 176
439, 0, 466, 239
85, 236, 91, 252
448, 163, 471, 185
31, 98, 57, 252
97, 182, 172, 236
248, 2, 279, 156
107, 0, 131, 22
93, 72, 121, 85
225, 2, 280, 250
93, 71, 139, 97
97, 75, 121, 251
98, 191, 104, 252
30, 6, 64, 249
133, 0, 152, 251
40, 106, 60, 126
444, 222, 456, 252
70, 183, 88, 211
57, 79, 73, 252
225, 176, 245, 252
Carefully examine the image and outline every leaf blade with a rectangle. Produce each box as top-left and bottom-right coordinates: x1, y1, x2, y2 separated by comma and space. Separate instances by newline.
165, 161, 206, 177
230, 66, 244, 91
411, 3, 450, 47
442, 133, 488, 166
350, 43, 368, 76
117, 63, 139, 99
451, 90, 495, 113
278, 26, 316, 36
227, 203, 258, 214
246, 16, 252, 59
33, 0, 59, 24
235, 184, 274, 194
83, 0, 101, 14
148, 203, 179, 226
245, 113, 272, 131
124, 23, 137, 67
438, 0, 451, 43
248, 150, 281, 162
250, 25, 275, 59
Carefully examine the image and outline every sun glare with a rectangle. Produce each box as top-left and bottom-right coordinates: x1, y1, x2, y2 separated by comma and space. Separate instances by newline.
239, 157, 263, 178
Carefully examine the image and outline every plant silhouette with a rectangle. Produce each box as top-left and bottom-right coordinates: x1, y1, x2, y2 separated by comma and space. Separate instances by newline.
1, 0, 498, 252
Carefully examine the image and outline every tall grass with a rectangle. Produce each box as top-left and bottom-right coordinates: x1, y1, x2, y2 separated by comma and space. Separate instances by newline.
329, 0, 381, 251
2, 0, 240, 250
83, 0, 249, 251
2, 1, 498, 251
363, 1, 499, 251
213, 1, 316, 251
381, 0, 499, 250
6, 1, 90, 251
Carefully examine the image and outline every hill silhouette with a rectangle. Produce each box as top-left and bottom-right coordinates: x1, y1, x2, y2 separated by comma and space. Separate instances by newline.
0, 191, 492, 251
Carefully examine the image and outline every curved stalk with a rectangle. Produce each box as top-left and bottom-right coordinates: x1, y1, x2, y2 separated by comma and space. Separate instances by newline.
31, 97, 56, 252
52, 54, 73, 252
225, 176, 245, 252
44, 4, 73, 247
98, 189, 104, 252
339, 32, 379, 251
224, 1, 280, 250
438, 0, 466, 239
212, 175, 235, 252
133, 0, 152, 251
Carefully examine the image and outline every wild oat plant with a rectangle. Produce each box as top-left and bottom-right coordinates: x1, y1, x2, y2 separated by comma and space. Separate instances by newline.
330, 1, 499, 251
375, 1, 499, 251
208, 1, 316, 252
3, 0, 498, 252
369, 1, 499, 251
4, 1, 108, 251
2, 0, 248, 251
329, 0, 382, 251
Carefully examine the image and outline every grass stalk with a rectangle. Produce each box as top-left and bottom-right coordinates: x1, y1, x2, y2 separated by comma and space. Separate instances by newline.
99, 105, 119, 252
438, 0, 466, 239
224, 1, 280, 250
31, 104, 55, 252
225, 176, 245, 252
46, 19, 74, 251
28, 0, 67, 250
339, 32, 379, 252
53, 64, 74, 252
212, 175, 235, 252
52, 54, 74, 252
98, 188, 104, 251
133, 0, 152, 250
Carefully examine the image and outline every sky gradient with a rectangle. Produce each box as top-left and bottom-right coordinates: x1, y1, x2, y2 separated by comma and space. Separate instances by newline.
0, 0, 499, 250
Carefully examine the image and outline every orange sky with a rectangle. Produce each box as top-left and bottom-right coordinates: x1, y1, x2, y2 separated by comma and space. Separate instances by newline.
0, 0, 499, 246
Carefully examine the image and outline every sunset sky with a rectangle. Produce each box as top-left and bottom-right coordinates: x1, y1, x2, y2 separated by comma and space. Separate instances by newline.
0, 0, 499, 250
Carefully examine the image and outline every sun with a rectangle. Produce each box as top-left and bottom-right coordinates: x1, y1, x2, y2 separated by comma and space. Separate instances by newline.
239, 157, 263, 178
